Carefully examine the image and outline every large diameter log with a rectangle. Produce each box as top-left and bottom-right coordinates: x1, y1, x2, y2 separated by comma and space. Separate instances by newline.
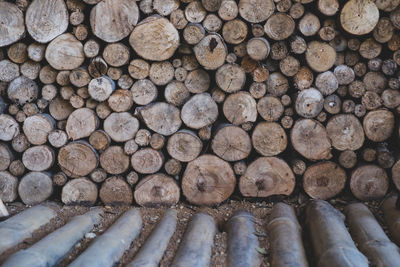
295, 88, 324, 118
129, 16, 179, 61
267, 203, 308, 267
340, 0, 379, 35
137, 102, 182, 136
215, 63, 246, 93
303, 161, 346, 200
18, 172, 53, 205
0, 171, 18, 203
45, 33, 84, 70
61, 178, 98, 205
291, 119, 332, 161
23, 114, 54, 145
129, 209, 177, 267
0, 143, 13, 171
91, 0, 139, 42
181, 93, 218, 129
305, 41, 336, 72
326, 114, 364, 151
0, 204, 58, 255
212, 125, 251, 161
363, 109, 395, 142
382, 196, 400, 246
3, 208, 103, 267
0, 115, 20, 141
167, 130, 203, 162
239, 157, 295, 198
100, 146, 130, 175
182, 154, 235, 206
99, 176, 133, 205
264, 13, 295, 41
58, 141, 99, 178
22, 145, 55, 171
171, 213, 216, 267
238, 0, 274, 23
134, 173, 180, 206
131, 148, 164, 174
252, 122, 287, 156
345, 203, 400, 266
69, 209, 142, 267
7, 76, 39, 105
25, 0, 68, 43
223, 91, 257, 125
226, 211, 261, 267
350, 165, 389, 201
66, 108, 99, 140
0, 2, 25, 47
194, 33, 227, 70
104, 112, 139, 142
306, 200, 369, 267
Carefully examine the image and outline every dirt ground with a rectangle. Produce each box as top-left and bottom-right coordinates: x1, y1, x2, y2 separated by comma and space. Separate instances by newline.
0, 190, 394, 267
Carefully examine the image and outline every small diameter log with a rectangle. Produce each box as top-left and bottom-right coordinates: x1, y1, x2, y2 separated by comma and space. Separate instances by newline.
291, 119, 332, 161
129, 16, 179, 61
23, 114, 54, 145
194, 34, 227, 70
129, 209, 177, 267
99, 176, 132, 205
181, 93, 218, 129
100, 146, 130, 175
137, 102, 182, 136
303, 161, 346, 200
257, 95, 284, 122
239, 157, 295, 198
58, 141, 99, 178
305, 41, 336, 72
131, 79, 158, 106
7, 76, 39, 105
45, 33, 84, 70
88, 76, 115, 101
350, 165, 389, 201
104, 112, 139, 142
18, 172, 53, 205
0, 198, 9, 217
91, 0, 139, 43
223, 92, 257, 125
49, 98, 73, 121
211, 125, 251, 161
182, 154, 235, 206
0, 2, 25, 47
131, 148, 164, 174
171, 213, 216, 267
306, 200, 369, 267
89, 130, 110, 152
226, 211, 261, 267
267, 203, 308, 267
345, 203, 400, 266
340, 0, 379, 35
264, 13, 295, 41
0, 171, 18, 202
252, 122, 287, 156
66, 108, 99, 140
326, 114, 364, 151
48, 130, 68, 148
25, 0, 68, 43
22, 145, 54, 172
62, 177, 98, 205
382, 196, 400, 245
134, 173, 180, 206
363, 109, 395, 142
167, 130, 203, 162
295, 88, 324, 118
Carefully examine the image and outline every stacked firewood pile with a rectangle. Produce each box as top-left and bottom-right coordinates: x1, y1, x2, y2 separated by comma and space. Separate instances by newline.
0, 0, 400, 207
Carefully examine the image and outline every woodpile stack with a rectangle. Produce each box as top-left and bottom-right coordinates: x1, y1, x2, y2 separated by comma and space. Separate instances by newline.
0, 0, 400, 206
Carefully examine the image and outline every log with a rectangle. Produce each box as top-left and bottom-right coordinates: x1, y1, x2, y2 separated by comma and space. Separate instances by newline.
129, 16, 179, 61
182, 154, 235, 205
7, 76, 38, 105
88, 76, 115, 101
305, 41, 336, 72
131, 148, 164, 174
61, 177, 98, 205
238, 0, 275, 23
340, 0, 379, 35
181, 93, 218, 129
350, 165, 389, 201
303, 161, 346, 200
216, 63, 246, 93
0, 60, 20, 82
149, 61, 174, 86
0, 143, 13, 171
264, 13, 295, 41
363, 109, 394, 142
58, 141, 99, 178
22, 145, 55, 172
171, 213, 216, 267
48, 130, 68, 148
326, 114, 364, 151
90, 0, 139, 43
218, 0, 238, 21
291, 119, 332, 161
66, 108, 98, 140
382, 196, 400, 245
211, 125, 251, 161
104, 112, 139, 142
131, 79, 158, 106
49, 97, 74, 121
338, 150, 357, 169
167, 130, 203, 162
267, 203, 308, 267
99, 176, 132, 205
0, 115, 20, 142
226, 211, 261, 267
23, 114, 54, 145
345, 202, 400, 267
306, 200, 368, 267
252, 122, 287, 156
193, 33, 227, 70
185, 69, 210, 93
128, 209, 177, 267
239, 157, 295, 198
25, 0, 68, 43
0, 171, 18, 203
223, 91, 257, 125
18, 172, 53, 205
45, 33, 84, 70
100, 146, 130, 175
134, 173, 180, 206
295, 88, 324, 118
165, 81, 190, 106
135, 129, 151, 147
298, 13, 320, 37
137, 102, 182, 136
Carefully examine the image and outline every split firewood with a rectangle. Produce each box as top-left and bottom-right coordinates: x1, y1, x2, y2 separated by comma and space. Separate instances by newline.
345, 202, 400, 266
306, 200, 369, 267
